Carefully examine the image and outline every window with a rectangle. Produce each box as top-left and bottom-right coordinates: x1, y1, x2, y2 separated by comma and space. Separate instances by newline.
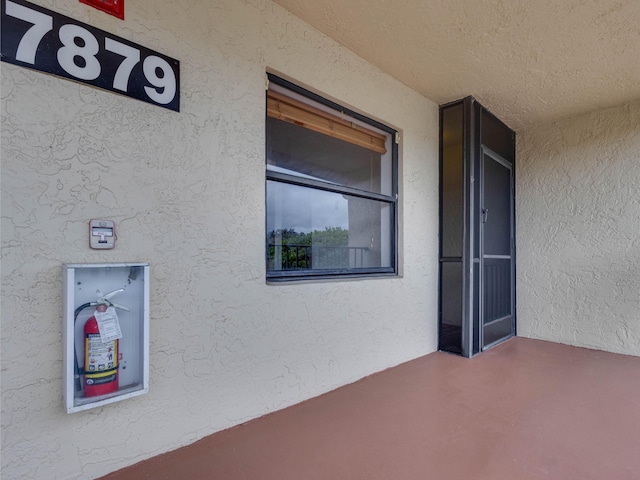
266, 74, 398, 280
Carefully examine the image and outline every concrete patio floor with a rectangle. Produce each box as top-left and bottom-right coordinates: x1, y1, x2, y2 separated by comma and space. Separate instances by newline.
101, 337, 640, 480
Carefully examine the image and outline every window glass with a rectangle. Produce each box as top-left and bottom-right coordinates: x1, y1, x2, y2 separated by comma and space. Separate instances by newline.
267, 118, 391, 196
441, 103, 464, 258
481, 110, 514, 164
266, 76, 397, 279
267, 181, 393, 271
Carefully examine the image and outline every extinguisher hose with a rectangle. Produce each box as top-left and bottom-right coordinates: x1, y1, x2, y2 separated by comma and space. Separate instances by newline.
73, 303, 95, 392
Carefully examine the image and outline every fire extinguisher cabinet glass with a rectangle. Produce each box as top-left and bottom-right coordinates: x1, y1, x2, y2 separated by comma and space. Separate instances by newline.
63, 263, 150, 413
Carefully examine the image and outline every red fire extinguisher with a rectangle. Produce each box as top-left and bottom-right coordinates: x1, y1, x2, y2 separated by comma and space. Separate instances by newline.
84, 303, 119, 397
74, 288, 128, 398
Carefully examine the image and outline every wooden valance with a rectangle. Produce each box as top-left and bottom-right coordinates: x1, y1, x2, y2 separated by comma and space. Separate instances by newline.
267, 90, 387, 154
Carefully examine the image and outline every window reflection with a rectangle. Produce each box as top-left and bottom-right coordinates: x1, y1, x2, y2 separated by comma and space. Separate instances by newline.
267, 118, 391, 196
267, 181, 392, 271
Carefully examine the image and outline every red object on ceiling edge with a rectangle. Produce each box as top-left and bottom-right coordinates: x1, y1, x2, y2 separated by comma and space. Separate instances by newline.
80, 0, 124, 20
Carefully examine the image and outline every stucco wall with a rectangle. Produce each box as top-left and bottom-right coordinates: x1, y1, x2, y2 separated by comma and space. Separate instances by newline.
1, 1, 438, 478
517, 101, 640, 356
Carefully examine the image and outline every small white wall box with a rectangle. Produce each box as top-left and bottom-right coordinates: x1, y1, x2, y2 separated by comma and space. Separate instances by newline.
89, 219, 116, 249
63, 263, 149, 413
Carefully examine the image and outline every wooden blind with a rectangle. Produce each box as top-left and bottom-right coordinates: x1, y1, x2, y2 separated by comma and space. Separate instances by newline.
267, 90, 387, 154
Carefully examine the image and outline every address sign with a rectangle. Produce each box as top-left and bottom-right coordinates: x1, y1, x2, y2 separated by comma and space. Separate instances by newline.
1, 0, 180, 111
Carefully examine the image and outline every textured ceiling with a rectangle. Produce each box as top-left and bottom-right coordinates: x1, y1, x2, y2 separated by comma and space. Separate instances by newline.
273, 0, 640, 131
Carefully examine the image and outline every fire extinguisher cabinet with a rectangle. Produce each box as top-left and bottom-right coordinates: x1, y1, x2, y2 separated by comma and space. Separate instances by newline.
63, 263, 150, 413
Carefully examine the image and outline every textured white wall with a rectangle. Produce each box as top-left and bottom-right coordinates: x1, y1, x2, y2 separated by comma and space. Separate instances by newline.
0, 1, 438, 478
517, 101, 640, 356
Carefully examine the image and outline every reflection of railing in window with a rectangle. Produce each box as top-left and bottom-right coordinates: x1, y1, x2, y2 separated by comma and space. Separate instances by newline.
269, 244, 369, 270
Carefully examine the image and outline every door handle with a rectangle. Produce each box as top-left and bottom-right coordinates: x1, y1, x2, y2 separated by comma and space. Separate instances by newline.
482, 208, 489, 223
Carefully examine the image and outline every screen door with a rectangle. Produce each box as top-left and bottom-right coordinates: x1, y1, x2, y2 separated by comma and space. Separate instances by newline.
481, 147, 515, 349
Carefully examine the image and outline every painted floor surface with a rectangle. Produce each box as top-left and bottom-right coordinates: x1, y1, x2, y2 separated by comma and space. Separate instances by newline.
101, 337, 640, 480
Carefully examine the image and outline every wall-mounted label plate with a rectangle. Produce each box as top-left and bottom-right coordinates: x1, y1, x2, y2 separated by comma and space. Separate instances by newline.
80, 0, 124, 20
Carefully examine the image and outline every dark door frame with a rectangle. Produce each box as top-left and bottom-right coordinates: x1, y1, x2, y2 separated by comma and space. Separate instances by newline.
438, 96, 517, 358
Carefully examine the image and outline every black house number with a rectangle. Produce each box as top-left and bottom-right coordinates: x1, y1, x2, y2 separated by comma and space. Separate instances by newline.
1, 0, 180, 111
